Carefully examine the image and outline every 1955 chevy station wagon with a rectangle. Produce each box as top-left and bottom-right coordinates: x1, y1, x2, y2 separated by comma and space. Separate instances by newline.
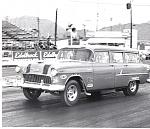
3, 46, 150, 106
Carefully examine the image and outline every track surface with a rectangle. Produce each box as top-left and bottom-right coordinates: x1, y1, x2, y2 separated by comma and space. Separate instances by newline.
2, 67, 150, 127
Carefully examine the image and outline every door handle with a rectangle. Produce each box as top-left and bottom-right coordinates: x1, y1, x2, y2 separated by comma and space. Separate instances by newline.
124, 65, 128, 67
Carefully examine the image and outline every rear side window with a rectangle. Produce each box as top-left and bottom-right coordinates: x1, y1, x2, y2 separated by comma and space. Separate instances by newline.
112, 52, 123, 63
125, 53, 139, 63
95, 51, 109, 63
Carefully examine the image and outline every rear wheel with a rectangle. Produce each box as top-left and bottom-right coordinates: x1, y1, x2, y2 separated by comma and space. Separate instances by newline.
62, 80, 81, 106
123, 81, 139, 96
23, 88, 42, 101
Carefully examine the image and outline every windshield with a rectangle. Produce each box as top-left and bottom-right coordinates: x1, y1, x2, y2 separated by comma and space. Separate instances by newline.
57, 48, 94, 61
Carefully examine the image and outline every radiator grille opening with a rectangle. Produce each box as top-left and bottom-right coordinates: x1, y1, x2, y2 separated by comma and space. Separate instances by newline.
23, 74, 51, 84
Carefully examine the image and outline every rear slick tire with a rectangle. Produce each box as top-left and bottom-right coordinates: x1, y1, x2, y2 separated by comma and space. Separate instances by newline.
23, 88, 41, 101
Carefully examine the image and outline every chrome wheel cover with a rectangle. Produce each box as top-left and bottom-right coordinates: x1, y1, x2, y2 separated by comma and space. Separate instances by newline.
67, 85, 78, 102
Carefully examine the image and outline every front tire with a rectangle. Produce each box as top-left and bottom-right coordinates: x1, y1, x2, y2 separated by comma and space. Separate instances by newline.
23, 88, 42, 101
123, 81, 139, 96
62, 80, 81, 106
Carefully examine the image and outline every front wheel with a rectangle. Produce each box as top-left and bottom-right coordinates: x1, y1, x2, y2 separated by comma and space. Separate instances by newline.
23, 88, 42, 101
123, 81, 139, 96
62, 80, 81, 106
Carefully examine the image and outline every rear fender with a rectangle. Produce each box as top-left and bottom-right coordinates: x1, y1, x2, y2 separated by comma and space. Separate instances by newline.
128, 76, 140, 85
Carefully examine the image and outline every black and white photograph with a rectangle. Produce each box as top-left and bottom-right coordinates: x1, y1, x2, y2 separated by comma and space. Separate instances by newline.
1, 0, 150, 127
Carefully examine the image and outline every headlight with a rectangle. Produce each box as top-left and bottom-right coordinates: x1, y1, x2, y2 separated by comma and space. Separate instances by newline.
51, 68, 58, 77
15, 66, 21, 73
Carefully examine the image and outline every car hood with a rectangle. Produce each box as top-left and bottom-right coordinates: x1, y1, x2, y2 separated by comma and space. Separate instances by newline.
24, 59, 92, 74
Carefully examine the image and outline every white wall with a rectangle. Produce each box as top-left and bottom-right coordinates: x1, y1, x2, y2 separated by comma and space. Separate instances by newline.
56, 39, 69, 49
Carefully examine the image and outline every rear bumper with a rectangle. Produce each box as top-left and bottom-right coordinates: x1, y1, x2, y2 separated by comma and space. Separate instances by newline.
2, 77, 65, 91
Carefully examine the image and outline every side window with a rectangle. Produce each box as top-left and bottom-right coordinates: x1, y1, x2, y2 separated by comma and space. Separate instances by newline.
112, 52, 123, 63
125, 53, 139, 63
95, 51, 109, 63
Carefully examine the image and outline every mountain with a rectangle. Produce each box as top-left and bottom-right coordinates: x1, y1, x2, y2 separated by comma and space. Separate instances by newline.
7, 16, 150, 41
136, 23, 150, 40
100, 22, 150, 41
9, 16, 67, 39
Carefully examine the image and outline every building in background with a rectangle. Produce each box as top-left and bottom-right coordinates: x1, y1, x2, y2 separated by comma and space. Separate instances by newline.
81, 29, 138, 49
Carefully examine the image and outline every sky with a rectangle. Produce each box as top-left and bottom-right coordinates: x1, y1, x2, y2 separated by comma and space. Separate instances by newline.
1, 0, 150, 30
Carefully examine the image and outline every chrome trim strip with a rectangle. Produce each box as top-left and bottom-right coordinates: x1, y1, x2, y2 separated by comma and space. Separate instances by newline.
116, 72, 148, 77
87, 83, 93, 88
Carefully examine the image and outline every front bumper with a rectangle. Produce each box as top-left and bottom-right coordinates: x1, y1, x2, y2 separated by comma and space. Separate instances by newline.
2, 77, 65, 91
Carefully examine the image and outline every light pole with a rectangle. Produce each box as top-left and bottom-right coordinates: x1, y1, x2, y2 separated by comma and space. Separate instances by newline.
126, 1, 133, 48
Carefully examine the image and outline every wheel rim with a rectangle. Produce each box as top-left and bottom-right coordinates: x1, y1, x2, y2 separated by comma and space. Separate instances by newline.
129, 82, 137, 92
67, 85, 78, 102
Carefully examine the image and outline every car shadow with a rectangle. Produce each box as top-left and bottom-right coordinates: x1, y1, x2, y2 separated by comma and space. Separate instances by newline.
21, 91, 145, 112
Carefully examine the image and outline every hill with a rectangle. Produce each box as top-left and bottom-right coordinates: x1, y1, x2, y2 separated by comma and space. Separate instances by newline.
100, 23, 150, 41
9, 16, 67, 39
7, 16, 150, 41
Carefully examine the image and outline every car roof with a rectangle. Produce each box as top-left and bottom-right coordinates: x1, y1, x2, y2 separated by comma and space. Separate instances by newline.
62, 45, 139, 53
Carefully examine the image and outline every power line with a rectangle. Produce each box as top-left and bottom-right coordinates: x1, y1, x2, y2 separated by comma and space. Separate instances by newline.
37, 17, 40, 42
135, 4, 150, 6
70, 0, 123, 5
70, 0, 150, 6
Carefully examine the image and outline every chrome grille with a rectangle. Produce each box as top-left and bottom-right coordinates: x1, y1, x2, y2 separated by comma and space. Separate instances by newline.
23, 74, 51, 84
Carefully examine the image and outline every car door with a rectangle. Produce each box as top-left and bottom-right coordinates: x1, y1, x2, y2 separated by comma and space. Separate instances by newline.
112, 52, 129, 88
93, 51, 115, 90
123, 52, 145, 84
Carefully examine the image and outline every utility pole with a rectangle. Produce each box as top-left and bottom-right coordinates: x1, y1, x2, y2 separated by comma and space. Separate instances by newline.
96, 12, 99, 31
54, 8, 58, 46
37, 17, 40, 48
110, 17, 113, 31
96, 0, 99, 31
83, 24, 86, 39
130, 1, 133, 48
